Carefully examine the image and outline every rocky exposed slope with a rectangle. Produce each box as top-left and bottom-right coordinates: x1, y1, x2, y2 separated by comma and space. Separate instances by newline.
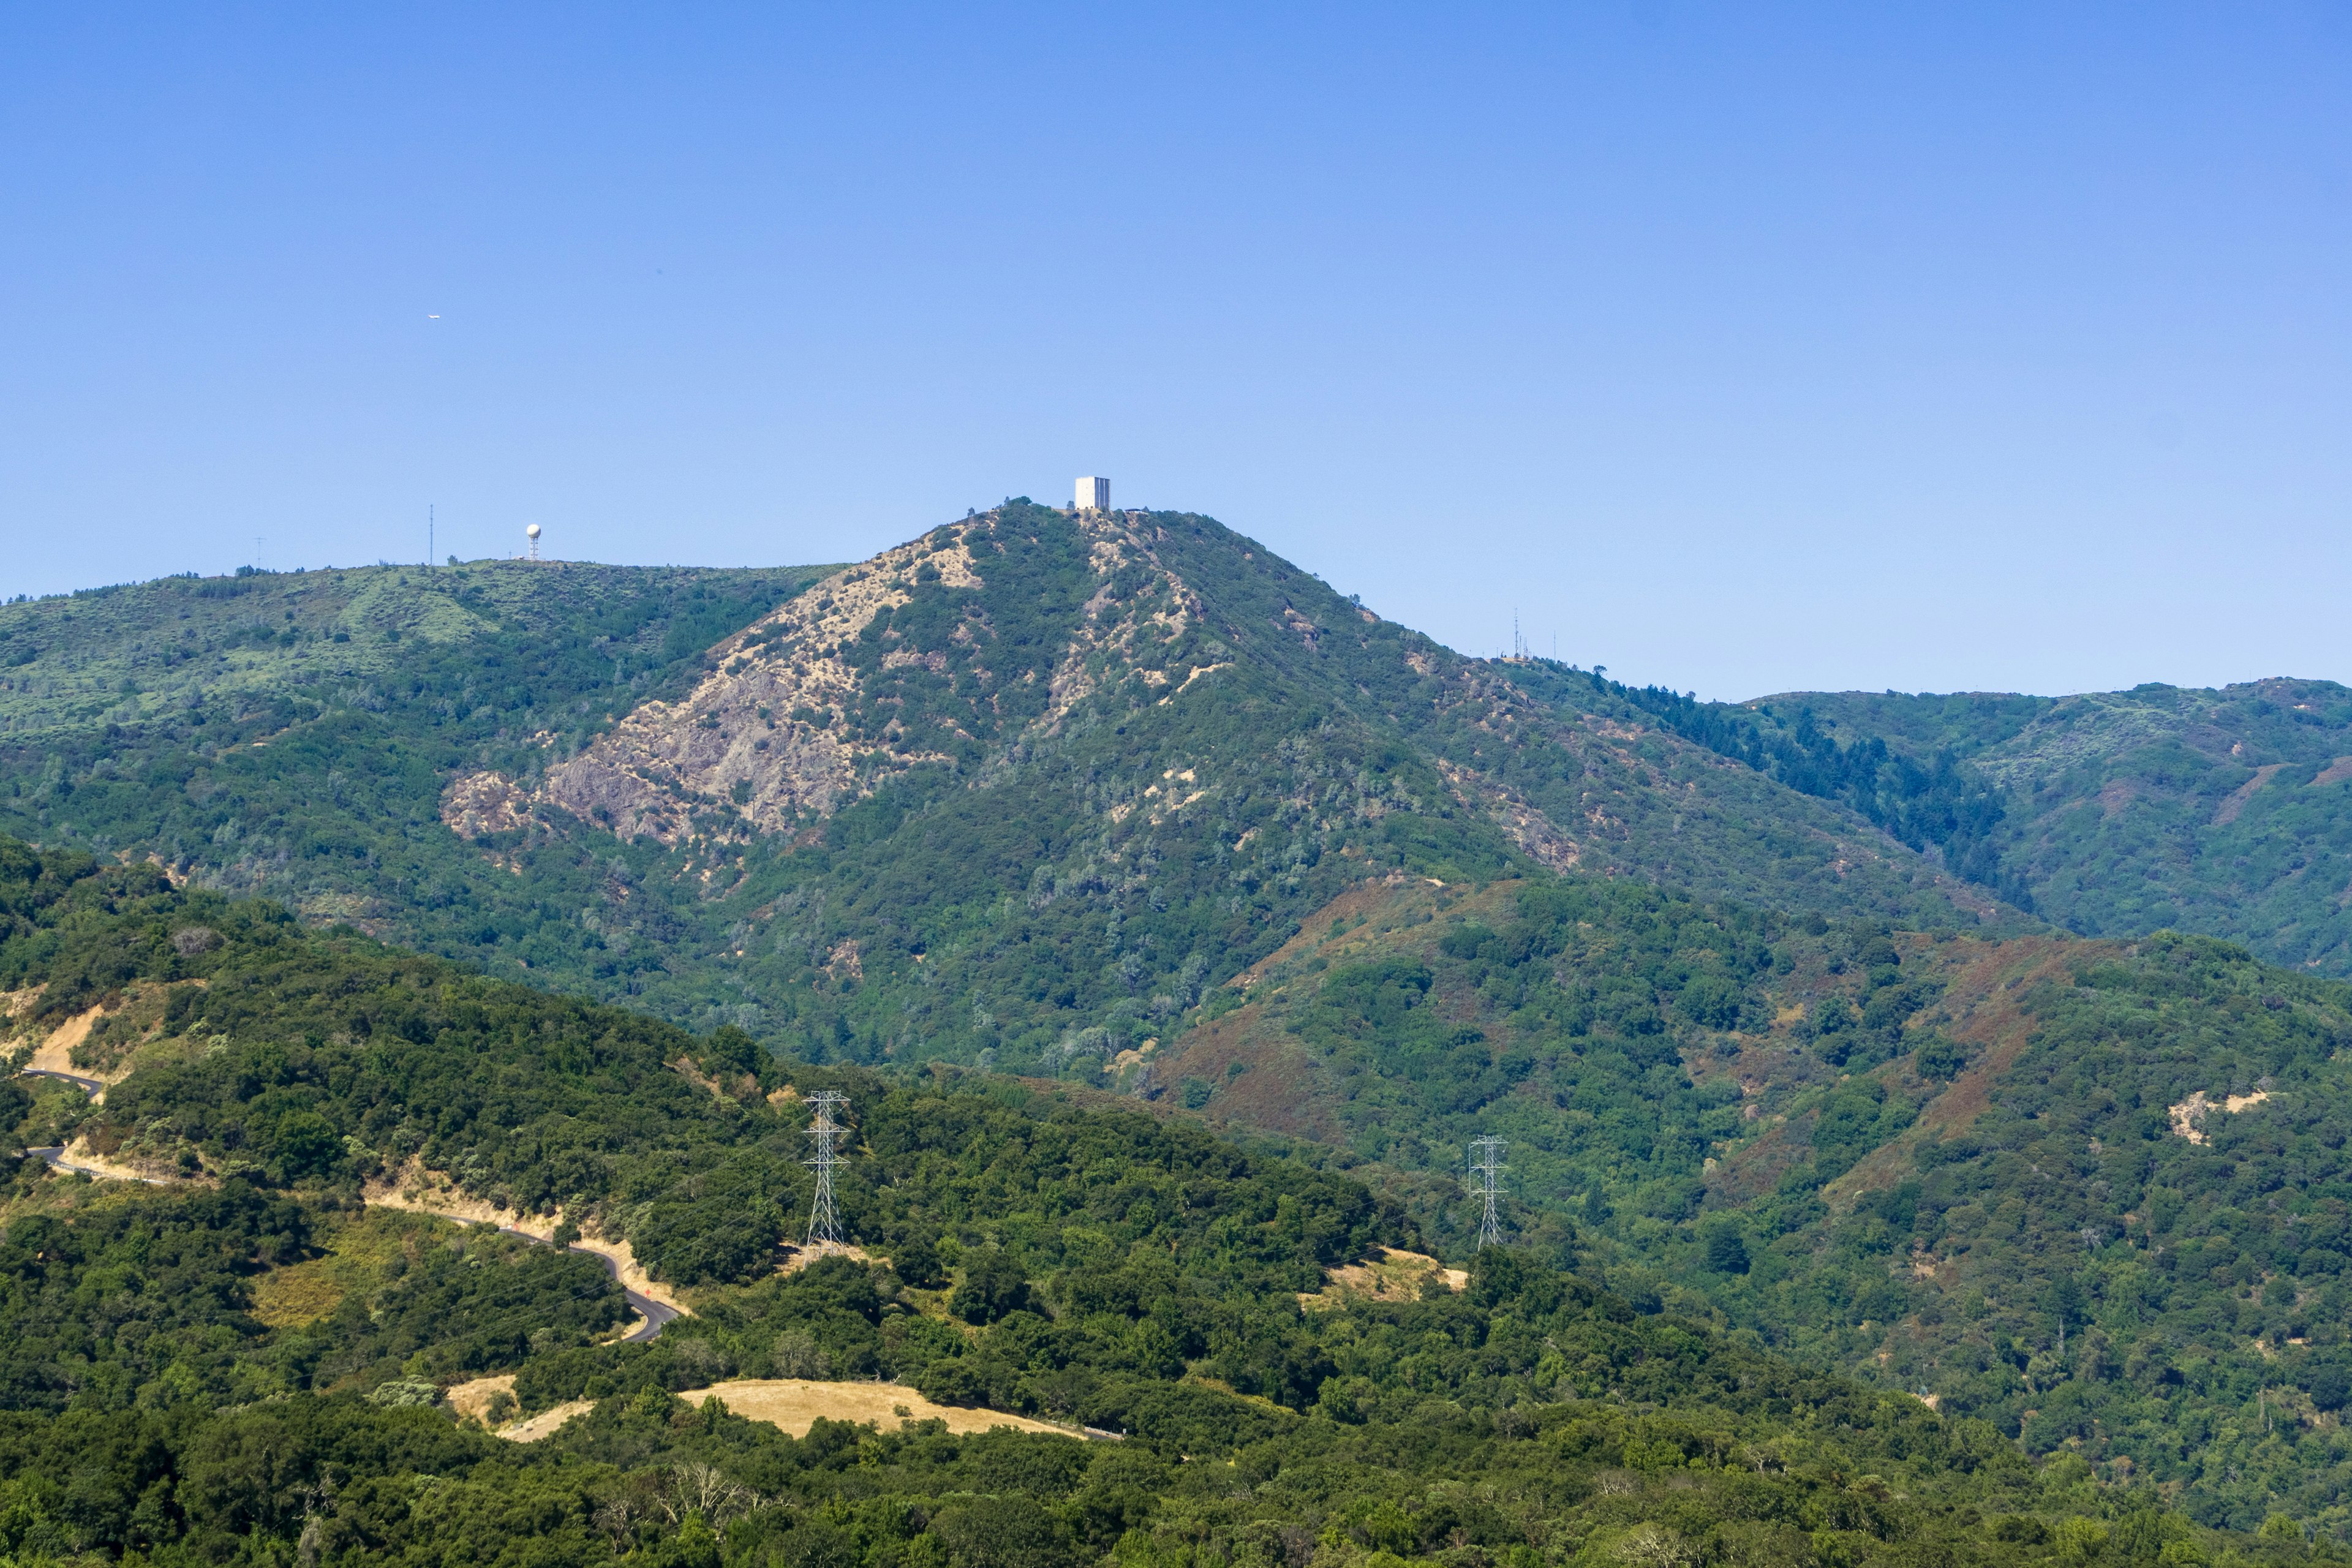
444, 503, 2012, 942
446, 510, 1231, 847
9, 499, 2016, 1057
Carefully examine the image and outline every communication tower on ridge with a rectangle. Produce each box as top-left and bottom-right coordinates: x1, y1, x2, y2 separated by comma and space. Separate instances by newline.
804, 1091, 851, 1248
1469, 1136, 1508, 1248
1075, 475, 1109, 514
525, 522, 542, 562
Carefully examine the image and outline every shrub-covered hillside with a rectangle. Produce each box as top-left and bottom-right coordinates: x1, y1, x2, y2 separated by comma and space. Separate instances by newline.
1604, 676, 2352, 976
2, 1227, 2283, 1568
0, 557, 827, 1017
0, 842, 1396, 1302
0, 840, 2337, 1562
1156, 874, 2352, 1529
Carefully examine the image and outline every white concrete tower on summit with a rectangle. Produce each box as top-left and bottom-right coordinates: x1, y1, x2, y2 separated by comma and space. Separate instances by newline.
1075, 476, 1109, 513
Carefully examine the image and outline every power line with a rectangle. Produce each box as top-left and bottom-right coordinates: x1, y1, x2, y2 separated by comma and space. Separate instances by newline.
804, 1091, 850, 1247
1469, 1136, 1507, 1248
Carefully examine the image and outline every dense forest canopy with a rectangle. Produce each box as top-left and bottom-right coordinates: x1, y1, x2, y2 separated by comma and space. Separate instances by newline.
1596, 676, 2352, 976
1148, 867, 2352, 1531
1, 842, 2350, 1560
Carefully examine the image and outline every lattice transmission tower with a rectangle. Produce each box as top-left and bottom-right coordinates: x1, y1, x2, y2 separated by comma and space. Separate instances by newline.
1469, 1136, 1508, 1248
804, 1091, 851, 1247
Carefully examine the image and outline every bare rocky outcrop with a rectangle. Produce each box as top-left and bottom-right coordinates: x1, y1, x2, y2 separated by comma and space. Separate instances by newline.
440, 530, 976, 845
441, 772, 535, 837
442, 510, 1216, 849
538, 530, 981, 843
1436, 758, 1582, 871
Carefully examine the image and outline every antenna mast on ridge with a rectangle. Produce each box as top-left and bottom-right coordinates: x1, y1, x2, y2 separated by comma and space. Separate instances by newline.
804, 1091, 851, 1248
1469, 1136, 1508, 1248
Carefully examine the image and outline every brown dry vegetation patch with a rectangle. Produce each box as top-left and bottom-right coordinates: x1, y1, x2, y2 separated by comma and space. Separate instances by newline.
1705, 1109, 1818, 1205
1825, 935, 2086, 1203
1904, 935, 2085, 1137
445, 1374, 519, 1428
500, 1401, 596, 1442
1150, 1002, 1345, 1145
1162, 880, 1528, 1148
2215, 764, 2288, 826
1230, 879, 1431, 989
777, 1242, 876, 1277
669, 1056, 758, 1104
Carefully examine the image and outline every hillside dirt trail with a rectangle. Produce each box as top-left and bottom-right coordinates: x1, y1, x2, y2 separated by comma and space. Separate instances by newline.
13, 1014, 693, 1343
15, 1002, 181, 1181
364, 1161, 686, 1337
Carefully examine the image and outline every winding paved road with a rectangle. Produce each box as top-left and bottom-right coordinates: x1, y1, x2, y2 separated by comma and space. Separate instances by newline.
18, 1068, 677, 1341
495, 1224, 679, 1343
23, 1072, 167, 1183
21, 1068, 105, 1098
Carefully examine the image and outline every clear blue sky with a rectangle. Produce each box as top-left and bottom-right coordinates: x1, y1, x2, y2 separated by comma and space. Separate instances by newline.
4, 4, 2345, 700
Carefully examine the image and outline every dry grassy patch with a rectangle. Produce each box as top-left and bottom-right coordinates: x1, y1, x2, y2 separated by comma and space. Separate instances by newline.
1298, 1246, 1466, 1311
444, 1374, 518, 1428
249, 1259, 348, 1329
695, 1379, 1074, 1441
500, 1400, 595, 1442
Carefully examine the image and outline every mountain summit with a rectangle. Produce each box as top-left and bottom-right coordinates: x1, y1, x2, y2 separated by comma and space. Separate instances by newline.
412, 499, 2011, 1065
0, 502, 2014, 1060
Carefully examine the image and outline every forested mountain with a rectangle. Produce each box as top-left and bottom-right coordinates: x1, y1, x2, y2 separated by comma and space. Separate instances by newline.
9, 505, 2352, 1561
0, 556, 826, 1012
1151, 872, 2352, 1531
0, 503, 2017, 1076
1605, 679, 2352, 976
0, 842, 2318, 1566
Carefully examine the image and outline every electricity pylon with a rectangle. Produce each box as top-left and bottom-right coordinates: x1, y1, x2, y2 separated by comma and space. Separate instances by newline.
804, 1091, 850, 1247
1469, 1136, 1507, 1248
